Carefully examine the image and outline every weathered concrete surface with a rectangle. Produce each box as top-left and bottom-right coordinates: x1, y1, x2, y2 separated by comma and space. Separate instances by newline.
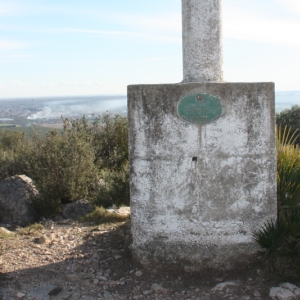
182, 0, 223, 82
128, 82, 276, 271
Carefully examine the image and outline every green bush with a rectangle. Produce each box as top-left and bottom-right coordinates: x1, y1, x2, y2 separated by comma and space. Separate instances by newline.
0, 130, 28, 180
254, 125, 300, 276
277, 105, 300, 145
253, 211, 300, 276
24, 128, 98, 216
91, 114, 128, 170
95, 161, 130, 208
0, 114, 129, 218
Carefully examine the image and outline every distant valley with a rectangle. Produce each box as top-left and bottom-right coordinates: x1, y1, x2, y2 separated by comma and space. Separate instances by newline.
0, 95, 127, 130
0, 92, 299, 130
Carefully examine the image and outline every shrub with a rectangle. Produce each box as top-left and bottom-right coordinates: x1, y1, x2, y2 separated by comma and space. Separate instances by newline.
276, 126, 300, 215
253, 209, 300, 276
0, 114, 129, 218
0, 130, 28, 180
277, 105, 300, 145
254, 125, 300, 277
95, 161, 130, 208
24, 127, 99, 216
92, 114, 128, 170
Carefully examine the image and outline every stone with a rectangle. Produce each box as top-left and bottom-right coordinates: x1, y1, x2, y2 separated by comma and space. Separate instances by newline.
151, 283, 167, 294
135, 271, 143, 277
211, 281, 239, 291
270, 287, 296, 299
97, 275, 108, 281
16, 292, 26, 299
62, 199, 93, 220
35, 235, 51, 245
0, 175, 39, 226
143, 290, 152, 295
103, 291, 115, 300
279, 283, 300, 295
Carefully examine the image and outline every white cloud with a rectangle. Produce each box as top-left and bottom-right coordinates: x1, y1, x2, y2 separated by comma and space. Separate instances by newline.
54, 28, 180, 43
223, 6, 300, 48
275, 0, 300, 15
0, 39, 26, 50
12, 80, 32, 88
0, 2, 17, 15
113, 13, 181, 32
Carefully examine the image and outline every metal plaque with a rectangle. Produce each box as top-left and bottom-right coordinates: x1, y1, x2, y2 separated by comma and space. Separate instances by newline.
177, 93, 222, 124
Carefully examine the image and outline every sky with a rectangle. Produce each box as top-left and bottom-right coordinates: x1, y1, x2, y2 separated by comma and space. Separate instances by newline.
0, 0, 299, 98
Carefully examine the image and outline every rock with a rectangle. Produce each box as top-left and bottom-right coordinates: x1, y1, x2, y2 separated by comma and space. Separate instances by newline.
0, 175, 39, 226
34, 235, 51, 245
279, 283, 300, 296
151, 283, 167, 294
103, 290, 115, 300
97, 275, 108, 281
270, 283, 300, 299
16, 292, 26, 299
135, 270, 143, 277
211, 281, 239, 291
27, 285, 62, 300
143, 290, 152, 295
270, 287, 295, 299
62, 199, 93, 220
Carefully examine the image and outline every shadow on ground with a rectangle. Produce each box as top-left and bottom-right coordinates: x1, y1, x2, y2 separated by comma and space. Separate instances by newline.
0, 221, 285, 299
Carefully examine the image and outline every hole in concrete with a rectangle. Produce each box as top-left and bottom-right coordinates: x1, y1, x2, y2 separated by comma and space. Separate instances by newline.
192, 157, 197, 162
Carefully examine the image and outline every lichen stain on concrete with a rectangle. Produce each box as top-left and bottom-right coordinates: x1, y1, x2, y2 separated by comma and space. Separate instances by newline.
128, 82, 276, 271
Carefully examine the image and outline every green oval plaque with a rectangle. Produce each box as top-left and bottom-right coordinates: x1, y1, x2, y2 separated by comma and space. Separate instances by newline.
177, 93, 222, 124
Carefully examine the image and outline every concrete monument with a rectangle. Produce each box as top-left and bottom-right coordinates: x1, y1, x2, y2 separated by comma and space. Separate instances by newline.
128, 0, 276, 271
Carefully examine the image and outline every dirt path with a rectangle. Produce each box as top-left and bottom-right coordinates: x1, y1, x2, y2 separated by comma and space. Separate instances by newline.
0, 220, 294, 300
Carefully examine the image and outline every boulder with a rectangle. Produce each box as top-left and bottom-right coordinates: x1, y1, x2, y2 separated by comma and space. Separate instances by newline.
270, 283, 300, 299
62, 199, 93, 220
0, 175, 39, 227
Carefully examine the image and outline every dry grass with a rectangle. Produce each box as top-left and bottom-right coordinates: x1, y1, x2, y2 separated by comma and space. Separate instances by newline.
17, 223, 44, 236
79, 206, 129, 224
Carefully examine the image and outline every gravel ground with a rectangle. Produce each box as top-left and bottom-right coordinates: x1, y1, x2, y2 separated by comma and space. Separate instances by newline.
0, 219, 298, 300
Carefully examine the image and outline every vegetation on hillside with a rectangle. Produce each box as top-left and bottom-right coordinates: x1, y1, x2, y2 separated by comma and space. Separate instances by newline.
0, 114, 129, 217
253, 106, 300, 278
277, 105, 300, 145
253, 125, 300, 277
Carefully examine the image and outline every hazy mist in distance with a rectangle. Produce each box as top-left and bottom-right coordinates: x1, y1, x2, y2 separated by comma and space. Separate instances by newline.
27, 96, 127, 119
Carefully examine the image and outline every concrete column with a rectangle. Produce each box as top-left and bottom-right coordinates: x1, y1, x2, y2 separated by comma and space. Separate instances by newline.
182, 0, 223, 82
